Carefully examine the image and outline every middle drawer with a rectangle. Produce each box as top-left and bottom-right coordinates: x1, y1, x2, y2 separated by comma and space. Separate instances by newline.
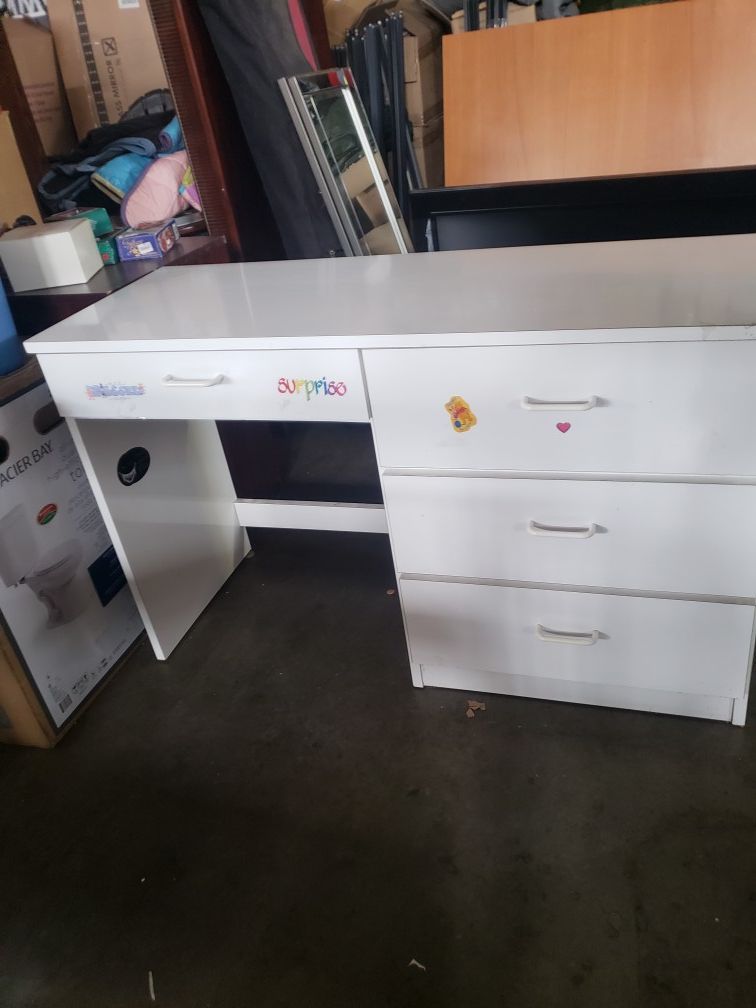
383, 474, 756, 598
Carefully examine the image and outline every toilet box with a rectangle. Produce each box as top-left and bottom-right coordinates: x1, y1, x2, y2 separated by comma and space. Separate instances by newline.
0, 220, 103, 293
0, 359, 142, 747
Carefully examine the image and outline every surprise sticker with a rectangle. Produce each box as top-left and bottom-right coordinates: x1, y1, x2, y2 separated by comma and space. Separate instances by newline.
278, 378, 347, 400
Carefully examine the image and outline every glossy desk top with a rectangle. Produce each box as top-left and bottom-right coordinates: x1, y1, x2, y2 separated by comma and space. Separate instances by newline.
25, 234, 756, 354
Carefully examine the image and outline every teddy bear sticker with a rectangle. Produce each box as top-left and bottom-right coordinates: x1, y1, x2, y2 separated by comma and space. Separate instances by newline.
445, 395, 477, 433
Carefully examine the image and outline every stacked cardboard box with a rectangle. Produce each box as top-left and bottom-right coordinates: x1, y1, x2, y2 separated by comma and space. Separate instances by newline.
4, 2, 169, 153
46, 0, 169, 141
323, 0, 375, 46
400, 0, 445, 188
2, 16, 76, 157
0, 110, 39, 231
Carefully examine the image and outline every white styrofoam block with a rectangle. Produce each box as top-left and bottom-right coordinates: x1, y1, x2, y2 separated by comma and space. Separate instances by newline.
0, 219, 102, 292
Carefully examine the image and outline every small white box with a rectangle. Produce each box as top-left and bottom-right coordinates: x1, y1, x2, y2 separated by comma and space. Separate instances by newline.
0, 219, 103, 292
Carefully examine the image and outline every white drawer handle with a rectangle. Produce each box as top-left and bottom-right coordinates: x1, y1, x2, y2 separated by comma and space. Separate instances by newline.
528, 520, 597, 539
536, 624, 599, 646
162, 374, 224, 387
521, 396, 598, 411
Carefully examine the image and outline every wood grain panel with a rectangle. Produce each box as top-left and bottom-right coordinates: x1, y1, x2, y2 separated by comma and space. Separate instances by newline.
444, 0, 756, 186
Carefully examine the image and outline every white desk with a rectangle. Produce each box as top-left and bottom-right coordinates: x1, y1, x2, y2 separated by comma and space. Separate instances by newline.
27, 234, 756, 724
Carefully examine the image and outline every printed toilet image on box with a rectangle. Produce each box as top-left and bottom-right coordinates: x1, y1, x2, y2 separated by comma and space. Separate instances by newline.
0, 382, 141, 726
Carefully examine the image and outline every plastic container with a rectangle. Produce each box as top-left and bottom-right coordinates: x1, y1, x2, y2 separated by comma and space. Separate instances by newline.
0, 284, 25, 377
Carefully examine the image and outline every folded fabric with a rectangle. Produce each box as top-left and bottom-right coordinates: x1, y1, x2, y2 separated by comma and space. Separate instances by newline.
92, 153, 153, 204
55, 113, 173, 164
38, 137, 156, 213
158, 116, 185, 153
121, 150, 191, 228
178, 164, 202, 212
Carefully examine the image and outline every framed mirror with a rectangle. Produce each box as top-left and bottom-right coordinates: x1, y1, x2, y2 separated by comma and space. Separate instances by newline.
280, 68, 413, 256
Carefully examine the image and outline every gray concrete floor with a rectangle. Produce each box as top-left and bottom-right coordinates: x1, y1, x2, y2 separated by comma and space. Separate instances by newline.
2, 529, 756, 1008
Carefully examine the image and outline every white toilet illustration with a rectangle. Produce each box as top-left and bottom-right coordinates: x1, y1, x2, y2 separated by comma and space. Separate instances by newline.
0, 505, 90, 628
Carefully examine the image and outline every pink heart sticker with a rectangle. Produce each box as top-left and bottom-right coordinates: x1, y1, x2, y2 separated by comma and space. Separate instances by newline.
556, 422, 571, 433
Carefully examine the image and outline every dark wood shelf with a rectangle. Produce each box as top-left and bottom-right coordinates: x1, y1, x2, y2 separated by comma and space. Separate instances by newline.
10, 235, 229, 338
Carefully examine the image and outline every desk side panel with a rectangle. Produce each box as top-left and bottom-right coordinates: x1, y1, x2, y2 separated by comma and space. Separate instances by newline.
68, 418, 248, 660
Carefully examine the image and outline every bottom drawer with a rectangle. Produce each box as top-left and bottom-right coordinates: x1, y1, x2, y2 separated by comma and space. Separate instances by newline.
401, 579, 753, 699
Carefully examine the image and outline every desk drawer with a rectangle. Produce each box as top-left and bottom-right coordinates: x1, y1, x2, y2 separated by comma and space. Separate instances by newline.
365, 342, 756, 475
401, 579, 752, 698
39, 350, 369, 422
384, 476, 756, 598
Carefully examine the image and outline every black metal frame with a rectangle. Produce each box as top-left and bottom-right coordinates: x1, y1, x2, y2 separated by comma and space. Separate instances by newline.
343, 12, 421, 217
409, 168, 756, 252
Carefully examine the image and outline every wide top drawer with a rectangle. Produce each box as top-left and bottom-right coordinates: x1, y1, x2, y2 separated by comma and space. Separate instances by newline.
38, 349, 369, 422
365, 342, 756, 475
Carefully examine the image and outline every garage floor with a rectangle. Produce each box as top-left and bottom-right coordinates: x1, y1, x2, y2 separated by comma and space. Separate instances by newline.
2, 529, 756, 1008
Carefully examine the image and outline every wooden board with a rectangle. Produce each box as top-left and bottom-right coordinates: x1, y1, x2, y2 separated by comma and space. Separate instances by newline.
0, 111, 41, 232
443, 0, 756, 186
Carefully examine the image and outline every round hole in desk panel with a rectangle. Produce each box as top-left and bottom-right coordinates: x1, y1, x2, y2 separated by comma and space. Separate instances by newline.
117, 447, 151, 487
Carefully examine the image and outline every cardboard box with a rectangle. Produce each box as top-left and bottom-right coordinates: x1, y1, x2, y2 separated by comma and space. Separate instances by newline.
0, 220, 103, 292
361, 221, 403, 255
400, 0, 444, 125
355, 183, 387, 230
3, 16, 77, 157
0, 111, 40, 231
97, 230, 122, 265
46, 0, 169, 140
0, 359, 142, 747
47, 206, 112, 238
341, 153, 377, 201
44, 207, 121, 267
412, 114, 444, 187
116, 220, 178, 261
323, 0, 376, 46
341, 155, 392, 229
450, 1, 537, 32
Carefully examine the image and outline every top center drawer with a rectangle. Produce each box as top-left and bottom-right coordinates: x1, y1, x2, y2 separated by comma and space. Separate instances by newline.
39, 349, 369, 422
364, 342, 756, 476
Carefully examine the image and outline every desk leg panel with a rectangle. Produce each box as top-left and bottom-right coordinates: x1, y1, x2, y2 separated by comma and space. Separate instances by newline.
68, 418, 249, 660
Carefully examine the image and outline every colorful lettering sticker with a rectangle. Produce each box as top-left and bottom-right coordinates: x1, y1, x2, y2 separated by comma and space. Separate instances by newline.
445, 395, 477, 433
86, 383, 145, 399
277, 378, 347, 400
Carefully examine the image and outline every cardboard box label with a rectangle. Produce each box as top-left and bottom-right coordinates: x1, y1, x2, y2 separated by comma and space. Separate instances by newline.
6, 1, 47, 16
